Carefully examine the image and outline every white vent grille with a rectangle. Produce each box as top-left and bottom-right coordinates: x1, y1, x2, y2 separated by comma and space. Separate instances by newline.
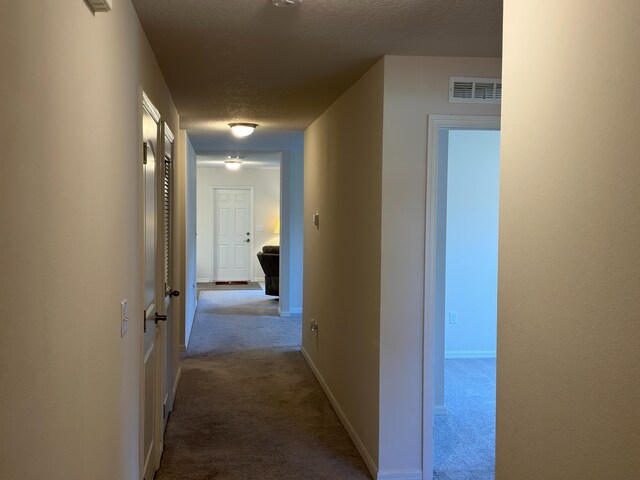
449, 77, 502, 104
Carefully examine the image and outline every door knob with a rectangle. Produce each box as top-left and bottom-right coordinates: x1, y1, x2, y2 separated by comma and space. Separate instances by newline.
169, 289, 180, 298
154, 313, 167, 324
245, 239, 250, 243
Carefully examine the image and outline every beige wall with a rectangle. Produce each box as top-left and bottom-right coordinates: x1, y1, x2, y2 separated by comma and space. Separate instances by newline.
303, 55, 502, 476
0, 1, 179, 478
379, 56, 501, 473
180, 132, 198, 348
196, 166, 280, 282
303, 59, 385, 472
497, 2, 640, 478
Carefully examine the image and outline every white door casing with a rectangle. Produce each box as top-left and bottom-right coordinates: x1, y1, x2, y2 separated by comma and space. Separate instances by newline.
213, 188, 253, 282
423, 115, 501, 478
157, 122, 176, 455
141, 92, 163, 480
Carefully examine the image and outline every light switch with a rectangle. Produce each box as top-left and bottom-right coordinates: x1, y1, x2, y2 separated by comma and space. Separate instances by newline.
121, 300, 129, 337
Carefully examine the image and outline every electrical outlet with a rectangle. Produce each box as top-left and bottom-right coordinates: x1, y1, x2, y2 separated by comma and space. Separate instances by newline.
310, 319, 319, 334
448, 311, 458, 325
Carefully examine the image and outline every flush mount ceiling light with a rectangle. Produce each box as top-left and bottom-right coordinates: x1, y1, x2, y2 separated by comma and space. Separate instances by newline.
272, 0, 303, 6
224, 160, 242, 170
228, 123, 258, 138
224, 155, 245, 170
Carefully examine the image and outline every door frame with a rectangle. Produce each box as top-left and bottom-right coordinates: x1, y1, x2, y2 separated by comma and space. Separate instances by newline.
156, 121, 176, 457
140, 90, 162, 480
210, 186, 255, 282
422, 115, 501, 478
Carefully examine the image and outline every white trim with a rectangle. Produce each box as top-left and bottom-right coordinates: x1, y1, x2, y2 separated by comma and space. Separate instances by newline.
377, 470, 423, 480
183, 303, 196, 351
290, 307, 302, 315
279, 310, 291, 318
423, 115, 501, 477
301, 347, 378, 479
144, 341, 155, 363
196, 277, 210, 283
253, 276, 264, 283
163, 122, 175, 143
142, 439, 155, 480
433, 404, 448, 416
445, 350, 496, 359
142, 91, 161, 123
171, 367, 182, 408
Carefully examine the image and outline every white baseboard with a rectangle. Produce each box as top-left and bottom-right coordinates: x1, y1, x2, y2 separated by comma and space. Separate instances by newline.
253, 276, 264, 283
280, 310, 291, 318
445, 350, 496, 359
433, 404, 448, 416
377, 470, 423, 480
171, 367, 182, 408
196, 277, 210, 283
290, 307, 302, 315
301, 347, 378, 480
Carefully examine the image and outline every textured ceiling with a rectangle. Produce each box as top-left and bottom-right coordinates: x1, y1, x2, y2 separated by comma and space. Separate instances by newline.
132, 0, 503, 132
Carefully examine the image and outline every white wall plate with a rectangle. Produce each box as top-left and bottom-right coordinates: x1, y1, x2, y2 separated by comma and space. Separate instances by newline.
87, 0, 113, 13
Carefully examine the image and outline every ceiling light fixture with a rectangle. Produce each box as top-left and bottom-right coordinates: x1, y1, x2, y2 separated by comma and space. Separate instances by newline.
225, 155, 245, 170
272, 0, 303, 6
224, 160, 242, 170
228, 123, 258, 138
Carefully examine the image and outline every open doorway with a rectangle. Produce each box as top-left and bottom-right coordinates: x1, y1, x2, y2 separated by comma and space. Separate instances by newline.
196, 152, 281, 288
423, 116, 501, 480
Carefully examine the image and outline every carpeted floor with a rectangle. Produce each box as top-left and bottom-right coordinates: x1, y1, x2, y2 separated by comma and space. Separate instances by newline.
186, 290, 300, 354
156, 289, 371, 480
197, 281, 263, 293
433, 358, 496, 480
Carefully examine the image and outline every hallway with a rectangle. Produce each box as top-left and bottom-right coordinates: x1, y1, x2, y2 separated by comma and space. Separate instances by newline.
156, 289, 370, 479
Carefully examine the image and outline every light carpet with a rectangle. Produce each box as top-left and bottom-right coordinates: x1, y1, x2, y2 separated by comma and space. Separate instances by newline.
433, 358, 496, 480
197, 281, 263, 293
156, 289, 371, 480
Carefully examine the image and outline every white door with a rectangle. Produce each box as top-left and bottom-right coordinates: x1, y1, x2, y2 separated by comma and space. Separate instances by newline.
159, 123, 177, 447
142, 94, 162, 480
214, 188, 252, 282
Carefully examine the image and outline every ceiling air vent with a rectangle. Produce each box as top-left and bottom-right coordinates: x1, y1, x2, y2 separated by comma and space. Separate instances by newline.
449, 77, 502, 104
87, 0, 112, 12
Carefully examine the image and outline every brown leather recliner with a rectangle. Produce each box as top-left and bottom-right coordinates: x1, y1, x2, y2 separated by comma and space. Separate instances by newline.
257, 245, 279, 296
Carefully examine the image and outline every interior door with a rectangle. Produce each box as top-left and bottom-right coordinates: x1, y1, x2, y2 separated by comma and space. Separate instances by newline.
142, 94, 161, 480
215, 188, 251, 281
159, 123, 177, 445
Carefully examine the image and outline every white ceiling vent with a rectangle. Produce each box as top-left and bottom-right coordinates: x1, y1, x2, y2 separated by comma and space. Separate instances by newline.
87, 0, 112, 13
449, 77, 501, 104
